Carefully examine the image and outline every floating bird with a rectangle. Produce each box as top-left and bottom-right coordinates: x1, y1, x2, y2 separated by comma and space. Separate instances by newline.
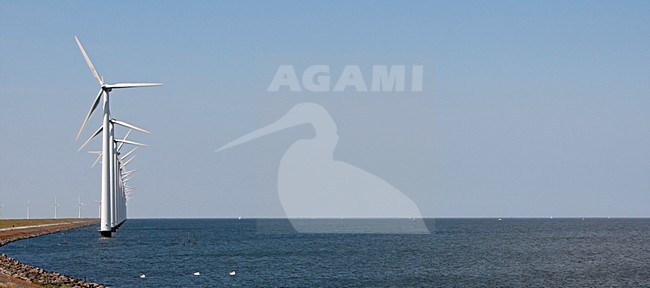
217, 103, 429, 234
139, 274, 146, 279
194, 272, 201, 276
229, 271, 236, 276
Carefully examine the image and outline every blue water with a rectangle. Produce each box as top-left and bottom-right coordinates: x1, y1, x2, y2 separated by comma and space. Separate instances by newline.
2, 219, 650, 287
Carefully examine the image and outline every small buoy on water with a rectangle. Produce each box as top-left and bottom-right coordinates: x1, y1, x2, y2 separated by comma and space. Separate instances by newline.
229, 271, 236, 276
140, 274, 146, 278
194, 272, 201, 276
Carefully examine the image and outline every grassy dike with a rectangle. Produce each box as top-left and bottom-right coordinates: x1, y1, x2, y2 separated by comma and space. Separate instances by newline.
0, 219, 95, 230
0, 219, 104, 288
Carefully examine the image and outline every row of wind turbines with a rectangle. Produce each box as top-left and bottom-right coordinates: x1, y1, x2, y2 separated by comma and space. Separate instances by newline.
73, 36, 161, 237
9, 197, 93, 220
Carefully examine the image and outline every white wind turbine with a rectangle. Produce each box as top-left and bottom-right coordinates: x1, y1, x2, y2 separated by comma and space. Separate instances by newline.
118, 151, 138, 206
74, 36, 160, 237
114, 131, 146, 226
77, 196, 85, 219
25, 200, 31, 220
77, 103, 148, 232
0, 203, 4, 219
83, 119, 145, 224
53, 197, 60, 219
78, 125, 148, 232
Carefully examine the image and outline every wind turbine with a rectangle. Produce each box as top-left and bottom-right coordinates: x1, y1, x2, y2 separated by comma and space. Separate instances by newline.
77, 197, 85, 219
217, 103, 430, 234
74, 36, 160, 237
52, 197, 60, 219
25, 200, 31, 220
79, 127, 146, 231
0, 203, 4, 219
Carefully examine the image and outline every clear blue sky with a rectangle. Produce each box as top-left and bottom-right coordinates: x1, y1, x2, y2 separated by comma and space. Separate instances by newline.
0, 1, 648, 218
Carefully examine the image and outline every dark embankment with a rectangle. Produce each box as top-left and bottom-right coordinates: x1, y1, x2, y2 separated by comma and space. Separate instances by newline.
0, 219, 106, 288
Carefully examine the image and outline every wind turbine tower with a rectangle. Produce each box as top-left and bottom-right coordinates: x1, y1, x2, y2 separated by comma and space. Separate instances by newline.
25, 200, 31, 220
53, 197, 60, 219
77, 197, 85, 219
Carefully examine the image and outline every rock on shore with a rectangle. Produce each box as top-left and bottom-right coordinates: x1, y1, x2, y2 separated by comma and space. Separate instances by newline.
0, 220, 106, 287
0, 254, 104, 288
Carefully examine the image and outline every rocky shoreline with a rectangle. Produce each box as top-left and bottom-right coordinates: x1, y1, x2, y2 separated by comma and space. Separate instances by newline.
0, 220, 106, 288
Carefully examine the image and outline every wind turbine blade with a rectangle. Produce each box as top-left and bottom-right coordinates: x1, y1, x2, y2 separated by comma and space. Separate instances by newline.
104, 83, 162, 89
115, 139, 148, 147
122, 169, 137, 177
76, 89, 103, 140
121, 147, 138, 160
78, 126, 103, 152
112, 120, 150, 134
123, 129, 133, 140
116, 129, 133, 152
74, 36, 103, 86
87, 151, 101, 154
91, 153, 102, 168
123, 155, 137, 166
122, 170, 137, 178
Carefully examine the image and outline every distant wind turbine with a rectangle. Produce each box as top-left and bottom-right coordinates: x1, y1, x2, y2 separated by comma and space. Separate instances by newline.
52, 197, 60, 219
25, 200, 31, 220
0, 204, 4, 219
77, 197, 85, 219
217, 103, 430, 234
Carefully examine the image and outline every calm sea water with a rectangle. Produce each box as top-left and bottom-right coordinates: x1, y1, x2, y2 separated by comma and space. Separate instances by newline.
2, 219, 650, 287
